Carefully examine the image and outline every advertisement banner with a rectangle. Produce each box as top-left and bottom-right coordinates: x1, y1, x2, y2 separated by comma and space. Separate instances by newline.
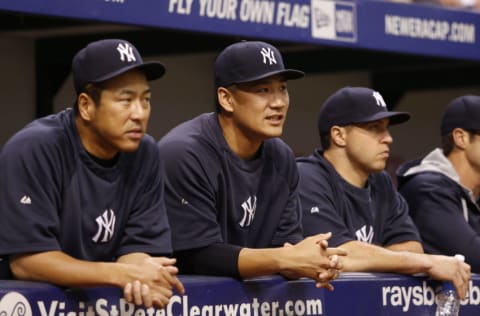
1, 274, 480, 315
0, 0, 478, 60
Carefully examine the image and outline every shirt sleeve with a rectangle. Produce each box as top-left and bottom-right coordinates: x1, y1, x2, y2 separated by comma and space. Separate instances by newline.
297, 161, 355, 247
158, 139, 223, 252
118, 140, 172, 257
378, 173, 421, 246
270, 152, 303, 246
399, 173, 480, 271
0, 134, 62, 255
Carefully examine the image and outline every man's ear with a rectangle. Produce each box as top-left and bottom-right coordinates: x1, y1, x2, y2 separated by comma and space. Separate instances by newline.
330, 125, 347, 147
77, 93, 95, 122
452, 128, 469, 150
217, 87, 234, 113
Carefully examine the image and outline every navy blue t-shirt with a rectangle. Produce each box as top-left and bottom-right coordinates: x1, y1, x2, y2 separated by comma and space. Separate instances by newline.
157, 113, 303, 252
0, 109, 171, 262
297, 149, 420, 247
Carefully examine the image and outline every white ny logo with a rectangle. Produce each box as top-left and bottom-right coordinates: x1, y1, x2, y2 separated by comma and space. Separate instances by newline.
372, 91, 386, 108
116, 43, 136, 62
355, 225, 374, 244
239, 196, 257, 228
260, 47, 277, 65
92, 209, 116, 243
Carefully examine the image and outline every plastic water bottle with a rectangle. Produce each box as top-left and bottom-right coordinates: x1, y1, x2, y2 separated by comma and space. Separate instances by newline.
435, 254, 465, 316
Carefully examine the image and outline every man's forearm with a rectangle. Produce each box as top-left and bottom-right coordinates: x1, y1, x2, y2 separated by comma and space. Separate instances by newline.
10, 250, 128, 288
339, 240, 431, 274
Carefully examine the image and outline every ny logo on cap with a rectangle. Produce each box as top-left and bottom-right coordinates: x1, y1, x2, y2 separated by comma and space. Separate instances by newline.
116, 43, 136, 63
372, 91, 386, 108
260, 47, 277, 65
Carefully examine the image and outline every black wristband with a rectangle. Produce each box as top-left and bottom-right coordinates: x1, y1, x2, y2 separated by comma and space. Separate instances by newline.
174, 243, 242, 278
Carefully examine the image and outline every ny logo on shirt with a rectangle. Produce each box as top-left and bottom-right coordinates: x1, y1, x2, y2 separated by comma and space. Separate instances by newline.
355, 225, 374, 243
116, 43, 136, 62
239, 196, 257, 228
92, 209, 116, 243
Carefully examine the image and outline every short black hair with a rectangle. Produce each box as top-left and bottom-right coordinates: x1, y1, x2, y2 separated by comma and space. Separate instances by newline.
441, 133, 454, 156
74, 83, 104, 115
320, 132, 331, 150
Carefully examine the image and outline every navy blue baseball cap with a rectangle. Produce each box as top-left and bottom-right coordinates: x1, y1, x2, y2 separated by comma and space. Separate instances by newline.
318, 87, 410, 135
441, 95, 480, 135
214, 41, 304, 88
72, 39, 165, 94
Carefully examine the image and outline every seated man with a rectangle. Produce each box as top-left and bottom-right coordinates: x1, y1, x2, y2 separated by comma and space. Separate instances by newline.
397, 95, 480, 273
158, 40, 345, 289
297, 86, 470, 298
0, 39, 184, 308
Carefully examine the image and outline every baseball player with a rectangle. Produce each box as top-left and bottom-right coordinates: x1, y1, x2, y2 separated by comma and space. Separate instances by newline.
0, 39, 184, 308
397, 95, 480, 273
297, 86, 471, 299
157, 41, 345, 289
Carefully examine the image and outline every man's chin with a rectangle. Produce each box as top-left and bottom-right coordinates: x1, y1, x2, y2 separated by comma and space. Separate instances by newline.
370, 164, 387, 174
263, 127, 284, 139
118, 140, 142, 152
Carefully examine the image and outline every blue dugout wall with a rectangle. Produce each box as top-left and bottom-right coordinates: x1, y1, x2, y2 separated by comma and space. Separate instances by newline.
1, 273, 480, 315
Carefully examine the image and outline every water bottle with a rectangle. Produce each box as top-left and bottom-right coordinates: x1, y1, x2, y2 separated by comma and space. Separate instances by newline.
435, 254, 465, 316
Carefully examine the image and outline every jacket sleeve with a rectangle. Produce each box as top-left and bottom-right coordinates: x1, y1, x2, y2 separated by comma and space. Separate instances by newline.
399, 173, 480, 272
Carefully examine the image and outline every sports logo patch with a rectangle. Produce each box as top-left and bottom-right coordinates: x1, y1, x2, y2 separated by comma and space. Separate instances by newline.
116, 42, 136, 63
239, 196, 257, 228
355, 225, 374, 243
260, 47, 277, 66
92, 209, 116, 243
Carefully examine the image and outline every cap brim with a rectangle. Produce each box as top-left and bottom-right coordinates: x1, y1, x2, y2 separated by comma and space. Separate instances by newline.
355, 111, 411, 125
137, 62, 166, 81
92, 61, 166, 84
234, 69, 305, 85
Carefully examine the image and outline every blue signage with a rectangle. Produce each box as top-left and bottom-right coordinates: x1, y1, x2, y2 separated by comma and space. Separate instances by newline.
1, 273, 480, 315
0, 0, 479, 60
